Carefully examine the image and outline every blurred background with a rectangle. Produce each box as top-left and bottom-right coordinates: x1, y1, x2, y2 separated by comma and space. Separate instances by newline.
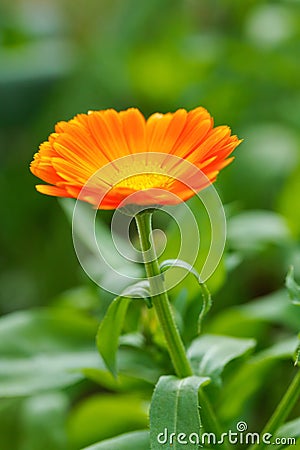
1, 0, 300, 449
1, 0, 300, 311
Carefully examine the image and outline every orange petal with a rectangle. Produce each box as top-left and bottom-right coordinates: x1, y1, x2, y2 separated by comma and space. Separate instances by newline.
170, 107, 213, 158
36, 184, 72, 197
193, 126, 232, 160
86, 109, 131, 160
146, 109, 187, 153
51, 158, 94, 184
119, 108, 146, 154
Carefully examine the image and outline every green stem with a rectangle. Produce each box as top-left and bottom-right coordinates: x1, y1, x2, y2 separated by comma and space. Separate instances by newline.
135, 210, 193, 378
135, 210, 231, 450
248, 369, 300, 450
198, 389, 231, 450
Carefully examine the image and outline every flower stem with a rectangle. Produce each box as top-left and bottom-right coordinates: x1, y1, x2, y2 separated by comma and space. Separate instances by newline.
135, 210, 231, 450
135, 210, 193, 378
248, 368, 300, 450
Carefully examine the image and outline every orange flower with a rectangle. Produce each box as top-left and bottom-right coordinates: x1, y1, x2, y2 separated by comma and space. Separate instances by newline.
30, 107, 241, 209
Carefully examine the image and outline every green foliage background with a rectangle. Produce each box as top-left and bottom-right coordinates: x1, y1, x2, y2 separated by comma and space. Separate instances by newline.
0, 0, 300, 449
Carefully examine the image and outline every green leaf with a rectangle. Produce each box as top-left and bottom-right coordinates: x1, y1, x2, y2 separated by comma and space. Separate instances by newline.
81, 367, 152, 392
81, 430, 149, 450
160, 259, 200, 281
96, 296, 131, 377
197, 283, 212, 334
161, 195, 226, 297
0, 308, 100, 397
20, 392, 69, 450
160, 259, 212, 332
0, 307, 162, 397
121, 281, 150, 298
278, 165, 300, 238
208, 290, 300, 336
122, 280, 152, 307
219, 337, 299, 422
227, 210, 291, 254
0, 399, 22, 449
286, 266, 300, 305
150, 375, 209, 449
60, 199, 142, 293
275, 417, 300, 447
294, 342, 300, 367
68, 394, 148, 449
187, 334, 255, 384
240, 290, 300, 331
96, 280, 152, 377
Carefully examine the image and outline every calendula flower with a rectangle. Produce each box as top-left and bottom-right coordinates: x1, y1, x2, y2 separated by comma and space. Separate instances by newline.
30, 107, 241, 209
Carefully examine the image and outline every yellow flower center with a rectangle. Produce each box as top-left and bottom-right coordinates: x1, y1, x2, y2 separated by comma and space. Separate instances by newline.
114, 173, 171, 191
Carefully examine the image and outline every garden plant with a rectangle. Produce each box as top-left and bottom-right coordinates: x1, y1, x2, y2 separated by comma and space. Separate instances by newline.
27, 107, 300, 449
1, 2, 300, 449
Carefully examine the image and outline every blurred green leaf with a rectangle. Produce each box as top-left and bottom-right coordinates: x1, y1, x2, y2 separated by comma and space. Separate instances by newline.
277, 166, 300, 238
68, 394, 148, 448
161, 195, 226, 299
53, 285, 101, 312
227, 210, 292, 254
82, 430, 149, 450
0, 39, 75, 84
96, 296, 131, 377
81, 366, 152, 392
286, 266, 300, 305
96, 280, 152, 377
0, 308, 99, 396
225, 123, 299, 209
60, 199, 143, 293
208, 290, 300, 336
188, 334, 255, 384
240, 290, 300, 330
0, 398, 22, 449
150, 375, 209, 450
82, 345, 162, 390
219, 337, 298, 422
20, 392, 69, 450
274, 417, 300, 449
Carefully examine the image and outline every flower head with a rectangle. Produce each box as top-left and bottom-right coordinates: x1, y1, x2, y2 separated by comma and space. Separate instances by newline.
30, 107, 241, 209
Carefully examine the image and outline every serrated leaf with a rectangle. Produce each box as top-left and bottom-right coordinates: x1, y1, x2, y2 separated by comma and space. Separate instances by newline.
150, 375, 209, 449
187, 334, 256, 384
81, 430, 149, 450
96, 297, 131, 377
160, 259, 212, 332
286, 266, 300, 305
